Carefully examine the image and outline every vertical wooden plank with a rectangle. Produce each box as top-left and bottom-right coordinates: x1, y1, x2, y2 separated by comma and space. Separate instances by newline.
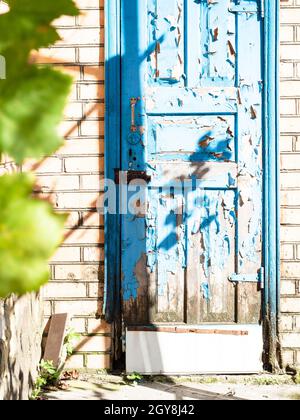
186, 187, 202, 324
186, 0, 201, 87
121, 0, 149, 325
199, 0, 236, 86
149, 187, 185, 323
105, 0, 122, 324
43, 314, 68, 367
150, 0, 185, 83
236, 7, 263, 324
198, 190, 236, 323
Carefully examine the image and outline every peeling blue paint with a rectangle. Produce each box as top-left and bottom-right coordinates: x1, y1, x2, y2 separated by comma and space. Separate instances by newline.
120, 0, 264, 323
201, 282, 211, 301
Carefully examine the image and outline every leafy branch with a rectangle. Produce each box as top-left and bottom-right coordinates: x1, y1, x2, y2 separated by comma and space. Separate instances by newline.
0, 0, 79, 297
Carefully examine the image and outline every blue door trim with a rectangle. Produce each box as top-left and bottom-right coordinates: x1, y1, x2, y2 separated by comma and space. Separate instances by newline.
104, 0, 121, 323
105, 0, 281, 365
263, 0, 280, 369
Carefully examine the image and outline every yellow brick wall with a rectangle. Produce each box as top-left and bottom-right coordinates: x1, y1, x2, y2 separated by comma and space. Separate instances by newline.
280, 0, 300, 368
23, 0, 300, 372
29, 0, 111, 371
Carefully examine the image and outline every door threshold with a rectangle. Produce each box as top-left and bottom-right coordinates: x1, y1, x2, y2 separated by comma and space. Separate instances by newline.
126, 325, 263, 375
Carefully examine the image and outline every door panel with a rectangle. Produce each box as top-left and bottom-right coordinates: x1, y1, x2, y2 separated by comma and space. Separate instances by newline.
121, 0, 263, 326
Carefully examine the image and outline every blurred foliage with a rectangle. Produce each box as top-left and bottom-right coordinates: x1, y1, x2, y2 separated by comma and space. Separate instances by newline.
0, 0, 79, 298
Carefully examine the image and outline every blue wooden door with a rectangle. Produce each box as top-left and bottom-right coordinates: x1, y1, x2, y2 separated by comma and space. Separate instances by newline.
121, 0, 263, 325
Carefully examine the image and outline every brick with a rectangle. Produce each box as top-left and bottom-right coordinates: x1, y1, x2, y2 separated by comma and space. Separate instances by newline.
83, 103, 105, 119
281, 350, 295, 367
82, 212, 103, 227
64, 102, 83, 120
281, 244, 294, 260
281, 280, 297, 295
280, 99, 296, 115
282, 227, 300, 242
69, 85, 79, 102
55, 192, 100, 209
69, 318, 86, 334
280, 174, 300, 190
86, 354, 111, 370
281, 81, 300, 98
281, 117, 300, 134
281, 298, 300, 313
36, 47, 76, 64
280, 315, 294, 331
83, 67, 105, 83
281, 154, 300, 170
281, 192, 300, 207
87, 319, 111, 334
64, 157, 102, 173
51, 247, 81, 263
281, 333, 300, 348
282, 262, 300, 278
58, 66, 82, 81
75, 0, 103, 8
28, 157, 62, 174
53, 15, 76, 28
83, 247, 104, 262
80, 120, 104, 137
79, 83, 104, 100
78, 47, 102, 63
63, 228, 104, 245
281, 208, 300, 226
280, 136, 294, 152
280, 25, 294, 42
75, 335, 111, 352
64, 354, 84, 369
36, 175, 80, 192
88, 283, 104, 298
80, 175, 103, 190
54, 300, 100, 317
57, 28, 101, 46
280, 62, 294, 79
54, 265, 101, 281
44, 282, 87, 298
58, 139, 103, 156
58, 120, 79, 138
77, 10, 101, 27
63, 212, 81, 228
281, 9, 300, 25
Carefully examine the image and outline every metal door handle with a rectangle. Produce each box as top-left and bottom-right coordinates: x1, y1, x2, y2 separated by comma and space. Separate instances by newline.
130, 97, 140, 132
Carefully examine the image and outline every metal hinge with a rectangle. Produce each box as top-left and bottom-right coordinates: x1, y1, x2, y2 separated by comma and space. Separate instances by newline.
229, 268, 265, 287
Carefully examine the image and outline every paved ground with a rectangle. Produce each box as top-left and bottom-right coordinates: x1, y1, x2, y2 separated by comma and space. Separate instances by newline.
44, 374, 300, 401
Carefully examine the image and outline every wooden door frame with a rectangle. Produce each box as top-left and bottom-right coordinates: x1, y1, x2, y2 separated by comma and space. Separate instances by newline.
104, 0, 280, 369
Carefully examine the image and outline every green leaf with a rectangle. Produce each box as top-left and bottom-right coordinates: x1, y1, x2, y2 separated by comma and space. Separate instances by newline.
0, 173, 66, 298
0, 0, 79, 53
0, 66, 72, 163
0, 0, 79, 163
